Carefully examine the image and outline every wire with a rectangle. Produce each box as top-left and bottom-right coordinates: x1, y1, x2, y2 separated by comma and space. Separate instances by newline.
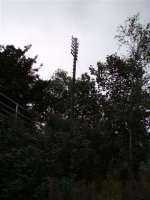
0, 103, 33, 125
0, 106, 14, 117
0, 100, 31, 120
0, 92, 26, 111
0, 92, 44, 130
0, 112, 10, 122
0, 92, 17, 105
0, 92, 38, 123
0, 106, 34, 126
0, 100, 16, 113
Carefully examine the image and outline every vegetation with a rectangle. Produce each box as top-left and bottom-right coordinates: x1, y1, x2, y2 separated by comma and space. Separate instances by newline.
0, 14, 150, 199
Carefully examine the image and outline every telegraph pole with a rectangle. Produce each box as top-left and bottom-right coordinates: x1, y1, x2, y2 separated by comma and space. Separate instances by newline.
71, 36, 79, 119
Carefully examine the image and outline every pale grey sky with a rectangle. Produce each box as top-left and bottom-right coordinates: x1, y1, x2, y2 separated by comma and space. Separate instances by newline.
0, 0, 149, 79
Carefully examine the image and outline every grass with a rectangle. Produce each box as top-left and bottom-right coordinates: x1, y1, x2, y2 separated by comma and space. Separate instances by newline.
48, 171, 150, 200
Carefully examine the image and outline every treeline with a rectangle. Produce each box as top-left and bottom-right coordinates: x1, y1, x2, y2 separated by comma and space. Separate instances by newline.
0, 14, 150, 200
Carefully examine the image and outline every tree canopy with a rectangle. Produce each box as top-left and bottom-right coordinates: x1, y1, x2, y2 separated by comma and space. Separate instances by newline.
0, 45, 39, 106
0, 14, 150, 200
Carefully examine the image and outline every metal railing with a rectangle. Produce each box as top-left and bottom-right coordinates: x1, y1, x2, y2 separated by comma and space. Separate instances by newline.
0, 91, 33, 124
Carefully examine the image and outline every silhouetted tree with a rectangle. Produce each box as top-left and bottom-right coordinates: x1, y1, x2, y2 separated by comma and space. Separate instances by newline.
90, 54, 149, 177
0, 45, 39, 106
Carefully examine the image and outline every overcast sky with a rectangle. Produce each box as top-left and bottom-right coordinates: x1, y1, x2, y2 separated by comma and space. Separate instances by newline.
0, 0, 149, 79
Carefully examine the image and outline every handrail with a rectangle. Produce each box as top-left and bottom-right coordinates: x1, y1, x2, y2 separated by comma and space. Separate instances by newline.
0, 92, 26, 111
0, 91, 34, 124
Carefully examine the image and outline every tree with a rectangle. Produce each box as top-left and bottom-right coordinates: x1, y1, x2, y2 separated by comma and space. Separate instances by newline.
116, 13, 150, 64
90, 53, 149, 177
0, 45, 39, 106
31, 69, 72, 122
0, 117, 47, 200
73, 72, 101, 127
115, 14, 150, 175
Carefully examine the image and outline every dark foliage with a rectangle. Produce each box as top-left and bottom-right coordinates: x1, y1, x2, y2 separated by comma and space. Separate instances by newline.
0, 14, 150, 200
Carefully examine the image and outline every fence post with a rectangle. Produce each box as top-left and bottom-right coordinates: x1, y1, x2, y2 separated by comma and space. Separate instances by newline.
15, 103, 19, 120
